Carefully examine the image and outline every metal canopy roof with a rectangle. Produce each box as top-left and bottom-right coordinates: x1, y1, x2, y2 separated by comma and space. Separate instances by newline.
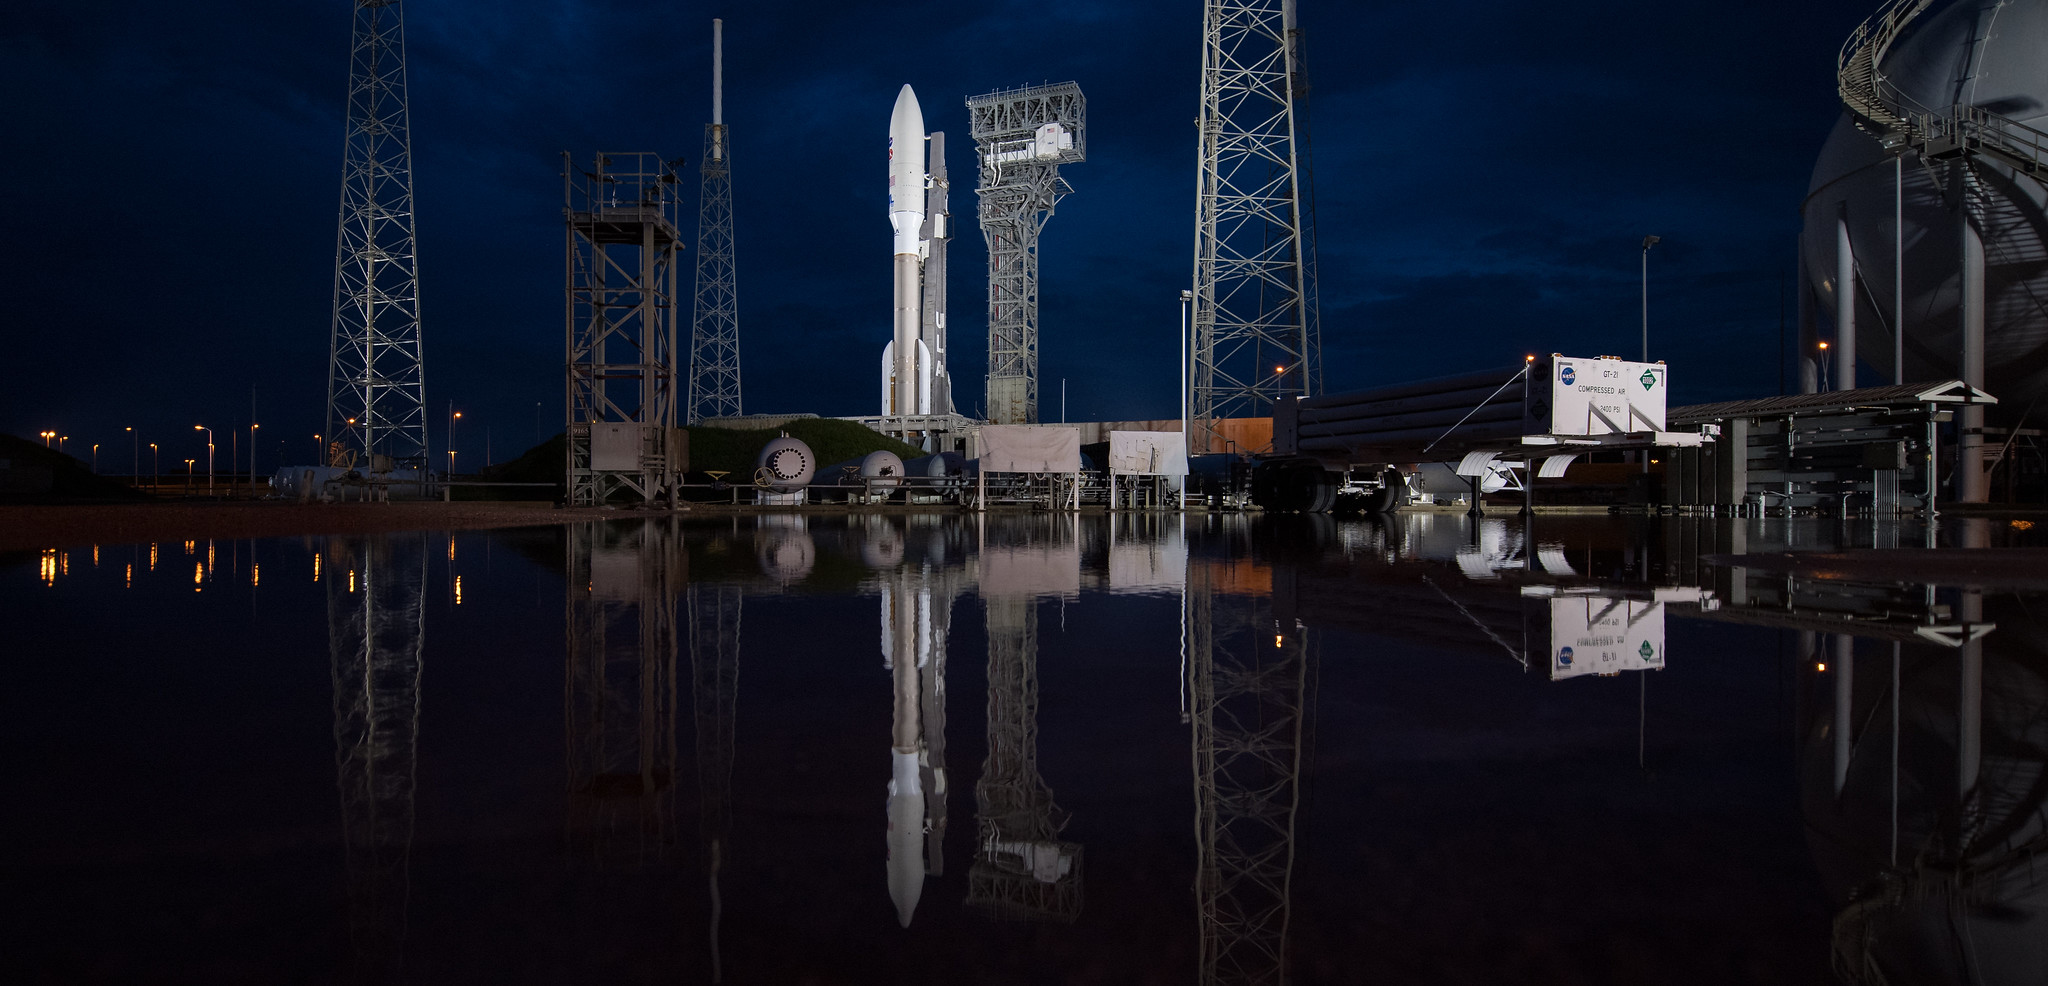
1668, 380, 1996, 426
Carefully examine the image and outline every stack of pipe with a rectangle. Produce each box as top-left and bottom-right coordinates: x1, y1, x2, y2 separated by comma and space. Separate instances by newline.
1290, 366, 1531, 456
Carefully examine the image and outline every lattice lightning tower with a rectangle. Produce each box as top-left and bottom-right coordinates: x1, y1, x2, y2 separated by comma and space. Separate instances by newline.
1190, 0, 1321, 452
688, 19, 741, 423
327, 0, 426, 470
968, 84, 1086, 425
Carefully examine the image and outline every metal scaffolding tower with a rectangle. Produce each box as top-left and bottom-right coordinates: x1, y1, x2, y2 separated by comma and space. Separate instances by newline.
327, 0, 427, 471
565, 519, 680, 865
1188, 552, 1309, 984
968, 83, 1086, 425
967, 593, 1083, 921
1190, 0, 1321, 453
564, 152, 686, 505
687, 582, 740, 983
688, 19, 741, 423
327, 532, 427, 976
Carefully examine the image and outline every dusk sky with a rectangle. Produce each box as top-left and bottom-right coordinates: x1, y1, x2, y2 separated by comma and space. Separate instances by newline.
2, 1, 1880, 472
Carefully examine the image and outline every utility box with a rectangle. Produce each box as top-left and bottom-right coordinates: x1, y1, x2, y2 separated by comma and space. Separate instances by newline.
591, 423, 639, 472
1549, 356, 1667, 435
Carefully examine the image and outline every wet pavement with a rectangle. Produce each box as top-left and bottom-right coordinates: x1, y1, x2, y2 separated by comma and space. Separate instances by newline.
3, 512, 2043, 984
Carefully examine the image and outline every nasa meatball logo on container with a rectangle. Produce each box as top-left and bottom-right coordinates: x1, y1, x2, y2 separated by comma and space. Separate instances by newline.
1559, 364, 1576, 386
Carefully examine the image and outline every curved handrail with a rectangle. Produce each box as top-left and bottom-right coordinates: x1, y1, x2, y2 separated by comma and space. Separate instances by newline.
1836, 0, 2046, 174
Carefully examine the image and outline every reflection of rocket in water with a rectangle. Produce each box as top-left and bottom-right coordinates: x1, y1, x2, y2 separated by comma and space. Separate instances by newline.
883, 569, 948, 927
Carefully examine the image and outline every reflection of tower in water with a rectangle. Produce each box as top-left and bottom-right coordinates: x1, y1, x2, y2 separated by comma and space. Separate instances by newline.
688, 582, 740, 981
327, 533, 428, 977
565, 520, 680, 864
1189, 546, 1308, 984
969, 589, 1082, 920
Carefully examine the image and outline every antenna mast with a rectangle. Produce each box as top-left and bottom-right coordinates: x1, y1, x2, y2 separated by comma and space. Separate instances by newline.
689, 18, 742, 422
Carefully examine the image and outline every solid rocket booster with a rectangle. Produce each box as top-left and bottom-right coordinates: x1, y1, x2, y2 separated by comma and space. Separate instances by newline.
888, 85, 925, 417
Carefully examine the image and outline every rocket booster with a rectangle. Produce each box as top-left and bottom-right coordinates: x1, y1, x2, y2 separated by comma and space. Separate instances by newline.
887, 85, 926, 417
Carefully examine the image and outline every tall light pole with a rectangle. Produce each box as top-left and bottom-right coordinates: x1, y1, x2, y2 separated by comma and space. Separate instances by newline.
39, 430, 54, 448
92, 443, 100, 474
249, 423, 260, 488
150, 444, 159, 489
314, 434, 323, 465
1180, 289, 1192, 461
195, 425, 213, 495
127, 427, 137, 480
185, 458, 195, 493
1640, 235, 1661, 362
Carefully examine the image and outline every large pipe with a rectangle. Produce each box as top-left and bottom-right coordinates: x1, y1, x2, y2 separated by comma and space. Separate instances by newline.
1958, 211, 1987, 503
1296, 367, 1522, 410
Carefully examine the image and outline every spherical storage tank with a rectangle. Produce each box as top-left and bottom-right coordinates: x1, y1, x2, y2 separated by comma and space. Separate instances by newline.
1801, 0, 2048, 409
754, 434, 815, 492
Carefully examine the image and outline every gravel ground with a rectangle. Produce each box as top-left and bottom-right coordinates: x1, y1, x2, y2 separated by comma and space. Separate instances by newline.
0, 500, 669, 553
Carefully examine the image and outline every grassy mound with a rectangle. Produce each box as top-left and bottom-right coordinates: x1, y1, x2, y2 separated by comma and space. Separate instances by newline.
474, 420, 925, 498
687, 418, 925, 477
0, 433, 148, 502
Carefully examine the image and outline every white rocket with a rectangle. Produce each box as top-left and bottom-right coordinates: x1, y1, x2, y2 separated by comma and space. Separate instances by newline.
884, 85, 936, 416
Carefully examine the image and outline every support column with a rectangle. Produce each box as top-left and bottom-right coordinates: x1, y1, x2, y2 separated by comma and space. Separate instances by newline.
1836, 214, 1856, 391
1958, 215, 1987, 502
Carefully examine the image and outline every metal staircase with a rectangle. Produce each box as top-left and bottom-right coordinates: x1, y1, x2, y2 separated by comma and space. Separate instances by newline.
1837, 0, 2048, 178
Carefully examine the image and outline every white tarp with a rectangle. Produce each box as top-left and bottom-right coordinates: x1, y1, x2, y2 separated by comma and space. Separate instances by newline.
979, 545, 1082, 599
1549, 594, 1665, 680
1107, 431, 1189, 476
1550, 357, 1667, 435
1107, 525, 1188, 593
978, 425, 1081, 474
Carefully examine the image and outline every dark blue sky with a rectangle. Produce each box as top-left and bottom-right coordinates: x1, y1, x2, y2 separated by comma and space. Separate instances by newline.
1, 1, 1876, 471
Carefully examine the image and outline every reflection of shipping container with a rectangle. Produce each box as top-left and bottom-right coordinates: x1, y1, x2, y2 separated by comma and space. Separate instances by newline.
1547, 595, 1665, 681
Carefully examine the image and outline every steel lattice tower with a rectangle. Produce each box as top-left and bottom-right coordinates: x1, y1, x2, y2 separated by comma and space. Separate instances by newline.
1189, 542, 1309, 984
327, 533, 427, 976
564, 152, 686, 506
327, 0, 426, 470
688, 19, 741, 423
968, 84, 1086, 425
1190, 0, 1321, 453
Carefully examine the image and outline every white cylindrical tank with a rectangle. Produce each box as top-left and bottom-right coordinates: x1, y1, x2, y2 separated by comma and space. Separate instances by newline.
1800, 0, 2048, 406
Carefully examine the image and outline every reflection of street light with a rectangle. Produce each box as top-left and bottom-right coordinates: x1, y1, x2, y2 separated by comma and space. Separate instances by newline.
195, 425, 213, 494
